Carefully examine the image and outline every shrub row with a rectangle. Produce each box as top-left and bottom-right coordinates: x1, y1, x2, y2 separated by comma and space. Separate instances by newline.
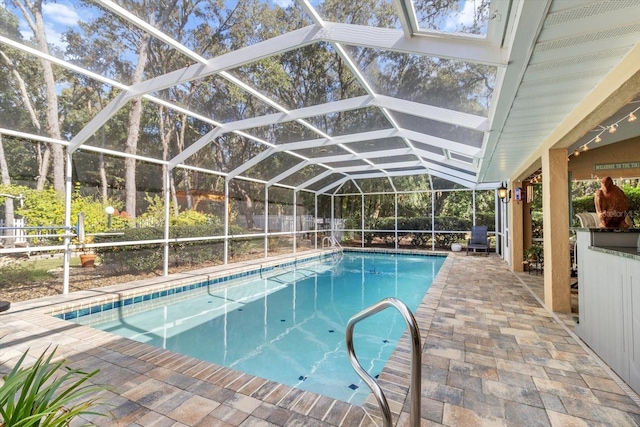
94, 224, 247, 273
355, 215, 495, 248
364, 214, 495, 232
573, 186, 640, 227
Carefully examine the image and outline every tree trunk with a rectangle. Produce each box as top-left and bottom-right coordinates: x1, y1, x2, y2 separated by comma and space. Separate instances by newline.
123, 0, 178, 217
0, 49, 41, 132
228, 180, 254, 229
29, 0, 65, 192
0, 47, 46, 190
0, 134, 16, 248
99, 131, 108, 203
124, 30, 152, 217
170, 175, 178, 217
90, 97, 108, 204
177, 113, 191, 212
35, 142, 51, 190
244, 192, 254, 229
159, 106, 179, 217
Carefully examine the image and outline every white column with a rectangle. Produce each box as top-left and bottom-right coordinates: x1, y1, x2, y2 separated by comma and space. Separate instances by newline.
224, 179, 229, 264
264, 186, 269, 258
361, 194, 364, 248
314, 193, 318, 250
163, 168, 171, 276
431, 190, 435, 251
293, 190, 297, 254
62, 151, 73, 294
394, 193, 398, 250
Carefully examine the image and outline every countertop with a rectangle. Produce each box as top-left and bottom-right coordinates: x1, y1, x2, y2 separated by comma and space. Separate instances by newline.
589, 246, 640, 261
575, 228, 640, 232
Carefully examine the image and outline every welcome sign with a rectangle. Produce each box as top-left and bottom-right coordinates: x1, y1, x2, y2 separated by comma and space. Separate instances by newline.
593, 162, 640, 171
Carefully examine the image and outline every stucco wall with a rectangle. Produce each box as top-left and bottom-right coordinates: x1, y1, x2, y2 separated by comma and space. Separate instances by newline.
569, 136, 640, 180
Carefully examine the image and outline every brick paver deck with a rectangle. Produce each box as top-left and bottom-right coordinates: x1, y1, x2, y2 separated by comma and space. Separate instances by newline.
1, 250, 638, 426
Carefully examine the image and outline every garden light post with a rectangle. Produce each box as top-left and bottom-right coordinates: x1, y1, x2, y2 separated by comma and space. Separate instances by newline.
105, 206, 114, 229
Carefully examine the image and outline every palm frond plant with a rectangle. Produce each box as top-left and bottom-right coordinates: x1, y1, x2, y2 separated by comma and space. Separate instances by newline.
0, 346, 109, 426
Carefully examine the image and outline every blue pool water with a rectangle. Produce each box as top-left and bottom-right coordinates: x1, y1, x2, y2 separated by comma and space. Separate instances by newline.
70, 252, 444, 404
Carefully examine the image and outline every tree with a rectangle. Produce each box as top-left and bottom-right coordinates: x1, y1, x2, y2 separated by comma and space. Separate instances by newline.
8, 0, 66, 192
0, 134, 17, 248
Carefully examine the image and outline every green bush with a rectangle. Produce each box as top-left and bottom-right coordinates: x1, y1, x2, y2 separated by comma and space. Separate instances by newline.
95, 224, 246, 272
3, 184, 125, 236
572, 195, 595, 213
572, 186, 640, 227
357, 215, 496, 248
95, 227, 163, 273
532, 211, 543, 239
432, 232, 468, 249
622, 185, 640, 226
475, 213, 496, 230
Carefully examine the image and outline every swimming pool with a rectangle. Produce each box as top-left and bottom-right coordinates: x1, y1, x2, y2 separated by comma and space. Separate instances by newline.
68, 251, 444, 404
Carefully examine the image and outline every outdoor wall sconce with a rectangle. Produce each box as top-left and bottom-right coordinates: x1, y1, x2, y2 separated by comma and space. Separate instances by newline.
498, 183, 511, 204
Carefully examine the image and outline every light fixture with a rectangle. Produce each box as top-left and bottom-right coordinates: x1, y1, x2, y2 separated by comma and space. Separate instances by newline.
497, 182, 511, 204
105, 206, 115, 229
587, 102, 639, 147
573, 148, 580, 156
582, 145, 589, 152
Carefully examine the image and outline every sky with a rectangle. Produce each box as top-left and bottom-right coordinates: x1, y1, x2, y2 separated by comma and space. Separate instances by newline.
444, 0, 480, 31
11, 0, 85, 49
10, 0, 484, 50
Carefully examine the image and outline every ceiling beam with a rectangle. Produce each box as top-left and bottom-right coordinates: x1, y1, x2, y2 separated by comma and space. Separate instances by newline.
267, 160, 309, 186
127, 26, 322, 99
318, 22, 507, 67
375, 95, 489, 131
400, 129, 481, 157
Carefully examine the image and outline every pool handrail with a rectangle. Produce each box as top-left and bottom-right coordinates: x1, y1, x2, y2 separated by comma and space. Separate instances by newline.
322, 235, 342, 250
330, 235, 342, 249
345, 297, 421, 427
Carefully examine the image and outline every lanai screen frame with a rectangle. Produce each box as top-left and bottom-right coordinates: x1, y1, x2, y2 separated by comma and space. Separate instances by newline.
0, 138, 503, 294
0, 0, 512, 294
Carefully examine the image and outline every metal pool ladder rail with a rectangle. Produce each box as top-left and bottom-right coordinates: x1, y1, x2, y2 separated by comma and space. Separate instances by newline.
322, 235, 342, 250
345, 297, 421, 427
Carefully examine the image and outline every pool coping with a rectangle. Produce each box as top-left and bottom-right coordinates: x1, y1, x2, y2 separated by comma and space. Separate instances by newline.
2, 247, 451, 426
52, 251, 346, 320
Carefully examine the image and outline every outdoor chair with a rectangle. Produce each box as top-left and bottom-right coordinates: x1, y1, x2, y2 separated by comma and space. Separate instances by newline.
466, 226, 489, 256
575, 212, 599, 228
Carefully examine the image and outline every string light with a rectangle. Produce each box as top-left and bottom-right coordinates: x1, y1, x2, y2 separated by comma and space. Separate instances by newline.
525, 169, 542, 184
570, 104, 639, 157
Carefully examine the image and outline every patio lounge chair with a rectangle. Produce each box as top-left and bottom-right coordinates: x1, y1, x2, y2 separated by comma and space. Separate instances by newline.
467, 226, 489, 256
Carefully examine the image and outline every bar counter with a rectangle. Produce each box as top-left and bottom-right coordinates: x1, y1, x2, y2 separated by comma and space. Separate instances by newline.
575, 228, 640, 394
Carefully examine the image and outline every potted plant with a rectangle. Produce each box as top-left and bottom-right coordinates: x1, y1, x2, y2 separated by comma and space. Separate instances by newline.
73, 235, 97, 267
0, 346, 110, 425
524, 244, 543, 262
523, 244, 544, 272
